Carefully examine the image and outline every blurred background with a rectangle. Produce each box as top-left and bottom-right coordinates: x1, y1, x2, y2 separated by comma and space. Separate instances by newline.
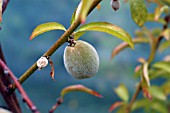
0, 0, 169, 113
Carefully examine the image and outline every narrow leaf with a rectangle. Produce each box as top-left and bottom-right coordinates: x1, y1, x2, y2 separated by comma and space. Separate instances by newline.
147, 13, 166, 25
30, 22, 66, 40
60, 84, 103, 98
0, 0, 2, 22
111, 37, 149, 59
159, 0, 170, 6
132, 99, 149, 111
158, 40, 170, 52
129, 0, 148, 27
109, 101, 124, 112
73, 31, 85, 41
114, 84, 129, 102
161, 81, 170, 95
75, 22, 134, 48
142, 87, 152, 100
154, 6, 169, 21
70, 8, 77, 25
162, 28, 170, 40
142, 62, 150, 87
151, 100, 168, 113
152, 61, 170, 73
78, 0, 93, 23
149, 86, 167, 101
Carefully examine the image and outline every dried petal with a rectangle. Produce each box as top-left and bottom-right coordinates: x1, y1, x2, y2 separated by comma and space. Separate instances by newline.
37, 57, 48, 70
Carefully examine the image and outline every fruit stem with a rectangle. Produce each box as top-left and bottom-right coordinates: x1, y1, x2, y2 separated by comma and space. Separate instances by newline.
67, 36, 76, 47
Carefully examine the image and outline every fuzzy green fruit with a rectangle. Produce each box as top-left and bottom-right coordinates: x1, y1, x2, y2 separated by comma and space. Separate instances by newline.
64, 40, 99, 79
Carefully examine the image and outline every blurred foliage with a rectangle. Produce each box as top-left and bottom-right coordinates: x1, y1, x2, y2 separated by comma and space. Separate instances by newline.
110, 0, 170, 113
0, 0, 170, 113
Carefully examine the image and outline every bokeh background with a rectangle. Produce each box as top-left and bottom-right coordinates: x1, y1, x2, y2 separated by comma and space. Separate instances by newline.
0, 0, 169, 113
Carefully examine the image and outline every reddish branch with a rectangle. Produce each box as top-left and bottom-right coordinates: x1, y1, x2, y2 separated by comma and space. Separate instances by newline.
49, 98, 63, 113
0, 45, 21, 113
2, 0, 10, 14
0, 59, 40, 113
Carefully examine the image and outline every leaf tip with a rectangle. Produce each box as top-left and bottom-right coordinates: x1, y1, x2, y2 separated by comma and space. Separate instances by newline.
130, 44, 135, 49
29, 35, 34, 40
109, 101, 123, 113
92, 91, 103, 98
80, 18, 86, 24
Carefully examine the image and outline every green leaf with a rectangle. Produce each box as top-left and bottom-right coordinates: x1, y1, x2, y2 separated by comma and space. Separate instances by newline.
73, 31, 85, 41
152, 61, 170, 73
30, 22, 66, 40
70, 8, 77, 25
116, 105, 128, 113
77, 0, 93, 23
154, 5, 169, 21
149, 68, 170, 80
132, 99, 149, 111
159, 40, 170, 52
151, 100, 168, 113
162, 28, 170, 40
60, 84, 103, 98
129, 0, 148, 27
147, 13, 166, 25
114, 84, 129, 102
0, 0, 2, 22
75, 22, 134, 48
159, 0, 170, 6
161, 80, 170, 95
111, 37, 149, 59
149, 86, 167, 101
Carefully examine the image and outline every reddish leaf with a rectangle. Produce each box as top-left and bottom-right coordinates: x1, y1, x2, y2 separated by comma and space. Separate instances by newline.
109, 101, 124, 112
60, 84, 103, 98
134, 65, 141, 72
142, 87, 152, 100
111, 38, 149, 59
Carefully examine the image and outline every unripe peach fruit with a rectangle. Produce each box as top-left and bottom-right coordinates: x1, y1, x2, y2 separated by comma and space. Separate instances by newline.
64, 40, 99, 79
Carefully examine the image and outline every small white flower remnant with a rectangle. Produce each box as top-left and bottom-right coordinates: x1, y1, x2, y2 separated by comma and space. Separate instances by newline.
37, 56, 48, 70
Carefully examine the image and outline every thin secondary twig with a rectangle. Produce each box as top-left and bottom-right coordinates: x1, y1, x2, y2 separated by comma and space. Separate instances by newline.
0, 59, 40, 113
0, 45, 22, 113
49, 98, 63, 113
126, 82, 141, 113
2, 0, 10, 14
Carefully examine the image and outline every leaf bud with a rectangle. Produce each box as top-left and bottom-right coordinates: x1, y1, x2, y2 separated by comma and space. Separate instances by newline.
110, 0, 121, 11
